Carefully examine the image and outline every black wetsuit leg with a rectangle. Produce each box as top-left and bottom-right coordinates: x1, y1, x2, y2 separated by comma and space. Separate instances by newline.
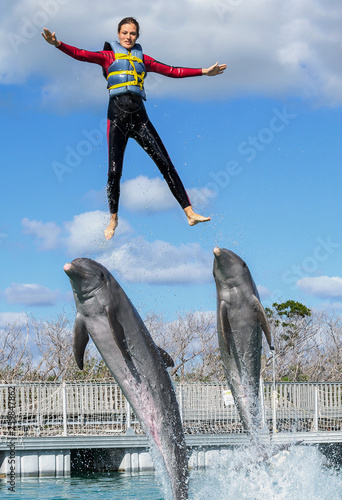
106, 94, 190, 214
107, 109, 129, 214
132, 114, 191, 210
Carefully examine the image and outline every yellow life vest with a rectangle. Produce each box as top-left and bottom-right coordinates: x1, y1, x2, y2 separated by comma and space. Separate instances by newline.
106, 41, 146, 100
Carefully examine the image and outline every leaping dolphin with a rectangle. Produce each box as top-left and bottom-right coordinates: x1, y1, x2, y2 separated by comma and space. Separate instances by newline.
64, 258, 189, 500
213, 247, 273, 436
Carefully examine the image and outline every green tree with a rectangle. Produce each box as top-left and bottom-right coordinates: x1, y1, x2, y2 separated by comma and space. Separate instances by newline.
262, 300, 317, 382
266, 300, 311, 345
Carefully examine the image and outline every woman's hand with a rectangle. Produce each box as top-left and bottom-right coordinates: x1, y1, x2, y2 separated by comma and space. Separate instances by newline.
41, 28, 61, 47
202, 62, 227, 76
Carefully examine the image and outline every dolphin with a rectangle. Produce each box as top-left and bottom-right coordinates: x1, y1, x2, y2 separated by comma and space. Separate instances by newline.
64, 258, 188, 500
213, 247, 273, 437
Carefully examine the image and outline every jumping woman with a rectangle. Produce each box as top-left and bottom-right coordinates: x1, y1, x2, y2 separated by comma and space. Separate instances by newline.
42, 18, 227, 239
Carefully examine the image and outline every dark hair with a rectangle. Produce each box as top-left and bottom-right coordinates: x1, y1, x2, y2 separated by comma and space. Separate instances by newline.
117, 17, 140, 38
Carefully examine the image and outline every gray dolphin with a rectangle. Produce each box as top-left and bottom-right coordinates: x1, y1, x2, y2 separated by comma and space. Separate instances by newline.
213, 247, 273, 436
64, 258, 189, 500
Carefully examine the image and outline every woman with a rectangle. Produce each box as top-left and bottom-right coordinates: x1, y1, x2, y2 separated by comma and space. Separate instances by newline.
42, 18, 227, 239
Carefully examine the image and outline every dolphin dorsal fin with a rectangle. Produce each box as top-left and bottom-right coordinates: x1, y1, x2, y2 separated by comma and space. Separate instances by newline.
219, 301, 231, 355
73, 314, 90, 370
252, 295, 274, 350
105, 304, 132, 362
157, 347, 175, 368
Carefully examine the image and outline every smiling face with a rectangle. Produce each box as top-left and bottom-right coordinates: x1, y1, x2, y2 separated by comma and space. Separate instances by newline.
117, 23, 138, 50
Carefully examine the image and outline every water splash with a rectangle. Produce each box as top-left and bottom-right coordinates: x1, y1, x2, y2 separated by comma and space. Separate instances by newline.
189, 445, 342, 500
1, 447, 341, 500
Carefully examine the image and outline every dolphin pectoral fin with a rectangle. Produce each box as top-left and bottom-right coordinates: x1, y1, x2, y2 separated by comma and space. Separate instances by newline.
219, 301, 231, 355
73, 314, 89, 370
157, 347, 175, 368
105, 305, 132, 361
253, 296, 274, 350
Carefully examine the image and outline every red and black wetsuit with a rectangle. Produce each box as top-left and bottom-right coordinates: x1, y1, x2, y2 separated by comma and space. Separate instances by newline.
57, 42, 202, 214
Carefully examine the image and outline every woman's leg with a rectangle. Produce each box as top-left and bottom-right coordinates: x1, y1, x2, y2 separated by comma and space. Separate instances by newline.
105, 115, 129, 239
134, 112, 210, 225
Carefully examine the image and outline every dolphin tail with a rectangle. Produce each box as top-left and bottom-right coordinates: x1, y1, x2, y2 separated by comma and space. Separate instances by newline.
73, 314, 90, 370
253, 296, 274, 350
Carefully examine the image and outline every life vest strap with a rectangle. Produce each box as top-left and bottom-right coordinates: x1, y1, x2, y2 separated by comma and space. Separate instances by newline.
107, 51, 145, 91
107, 71, 145, 90
115, 52, 144, 64
106, 42, 146, 99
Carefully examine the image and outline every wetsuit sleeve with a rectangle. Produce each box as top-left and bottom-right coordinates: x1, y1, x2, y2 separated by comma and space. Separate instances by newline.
57, 42, 114, 70
144, 54, 202, 78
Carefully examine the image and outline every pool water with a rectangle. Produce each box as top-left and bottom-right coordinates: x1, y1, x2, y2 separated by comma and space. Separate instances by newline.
1, 446, 342, 499
0, 472, 164, 499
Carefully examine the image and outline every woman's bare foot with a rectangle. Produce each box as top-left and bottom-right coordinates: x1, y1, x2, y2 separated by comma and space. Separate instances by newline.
184, 206, 211, 226
104, 213, 118, 240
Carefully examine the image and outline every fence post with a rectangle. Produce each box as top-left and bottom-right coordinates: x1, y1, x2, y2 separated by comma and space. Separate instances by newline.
259, 377, 266, 430
272, 351, 277, 433
126, 399, 132, 430
62, 381, 68, 436
314, 386, 319, 432
178, 384, 183, 424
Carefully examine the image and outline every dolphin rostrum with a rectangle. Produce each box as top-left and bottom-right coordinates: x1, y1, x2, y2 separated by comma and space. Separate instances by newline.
64, 258, 188, 500
213, 247, 274, 436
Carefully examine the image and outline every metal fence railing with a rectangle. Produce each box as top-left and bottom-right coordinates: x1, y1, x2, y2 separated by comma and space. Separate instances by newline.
1, 381, 342, 437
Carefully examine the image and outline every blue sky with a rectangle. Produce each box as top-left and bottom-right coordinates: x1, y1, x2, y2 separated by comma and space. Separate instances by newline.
1, 0, 342, 329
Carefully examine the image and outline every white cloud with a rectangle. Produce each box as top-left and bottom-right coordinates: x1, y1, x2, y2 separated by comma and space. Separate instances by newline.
319, 302, 342, 314
22, 218, 61, 250
100, 237, 213, 285
257, 284, 271, 300
0, 312, 27, 329
318, 302, 342, 312
2, 0, 342, 107
297, 276, 342, 299
87, 178, 214, 213
187, 187, 216, 209
22, 210, 213, 285
22, 210, 133, 254
121, 176, 176, 212
4, 283, 60, 306
62, 210, 118, 254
